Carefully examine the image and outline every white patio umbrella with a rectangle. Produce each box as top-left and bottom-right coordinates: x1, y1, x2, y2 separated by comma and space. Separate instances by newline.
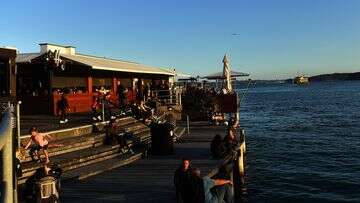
222, 54, 232, 93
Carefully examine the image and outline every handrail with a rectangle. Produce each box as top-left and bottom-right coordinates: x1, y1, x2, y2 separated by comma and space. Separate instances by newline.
152, 88, 183, 106
205, 128, 246, 202
206, 129, 246, 175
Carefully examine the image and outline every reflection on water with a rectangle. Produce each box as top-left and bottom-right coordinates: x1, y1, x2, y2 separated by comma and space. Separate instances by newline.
238, 81, 360, 202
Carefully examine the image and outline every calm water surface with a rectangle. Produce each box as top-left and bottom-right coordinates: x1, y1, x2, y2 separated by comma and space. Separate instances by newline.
239, 81, 360, 202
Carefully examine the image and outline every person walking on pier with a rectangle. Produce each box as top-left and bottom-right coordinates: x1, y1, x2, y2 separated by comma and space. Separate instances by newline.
24, 127, 52, 163
91, 96, 102, 121
117, 80, 127, 113
58, 94, 69, 124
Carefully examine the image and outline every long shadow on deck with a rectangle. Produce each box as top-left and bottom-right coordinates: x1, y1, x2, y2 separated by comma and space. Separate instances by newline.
60, 141, 219, 203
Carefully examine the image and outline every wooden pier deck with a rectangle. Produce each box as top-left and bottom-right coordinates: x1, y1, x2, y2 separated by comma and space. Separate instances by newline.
60, 124, 226, 203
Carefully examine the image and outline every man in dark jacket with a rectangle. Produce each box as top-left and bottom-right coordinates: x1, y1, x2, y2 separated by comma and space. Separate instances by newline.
174, 157, 192, 203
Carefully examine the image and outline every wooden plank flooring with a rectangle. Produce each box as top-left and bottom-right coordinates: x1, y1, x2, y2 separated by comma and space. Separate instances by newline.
60, 125, 226, 203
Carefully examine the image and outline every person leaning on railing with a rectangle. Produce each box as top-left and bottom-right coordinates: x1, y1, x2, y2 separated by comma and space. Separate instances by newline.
223, 118, 239, 155
190, 168, 233, 203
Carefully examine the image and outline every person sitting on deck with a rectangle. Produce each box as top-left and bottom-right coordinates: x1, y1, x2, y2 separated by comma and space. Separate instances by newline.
190, 168, 233, 203
105, 117, 133, 153
139, 100, 153, 123
174, 157, 193, 203
57, 94, 69, 124
105, 117, 119, 145
130, 102, 141, 119
24, 127, 52, 163
211, 134, 226, 159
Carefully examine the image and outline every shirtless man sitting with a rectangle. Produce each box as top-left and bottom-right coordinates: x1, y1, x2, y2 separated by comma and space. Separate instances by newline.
24, 127, 52, 163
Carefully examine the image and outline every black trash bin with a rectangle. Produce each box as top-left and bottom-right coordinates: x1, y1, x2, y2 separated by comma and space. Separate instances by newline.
150, 122, 174, 155
35, 176, 59, 203
27, 164, 62, 203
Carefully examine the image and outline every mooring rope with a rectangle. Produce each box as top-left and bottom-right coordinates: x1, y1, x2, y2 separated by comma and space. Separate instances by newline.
239, 79, 252, 105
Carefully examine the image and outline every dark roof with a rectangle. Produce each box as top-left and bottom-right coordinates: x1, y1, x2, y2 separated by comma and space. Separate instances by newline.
202, 70, 250, 79
39, 43, 75, 48
15, 52, 174, 75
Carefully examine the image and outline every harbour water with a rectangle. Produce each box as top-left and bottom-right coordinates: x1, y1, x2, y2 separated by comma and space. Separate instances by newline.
240, 81, 360, 202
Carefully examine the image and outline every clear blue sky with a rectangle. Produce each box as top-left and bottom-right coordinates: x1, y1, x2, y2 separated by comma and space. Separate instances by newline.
0, 0, 359, 79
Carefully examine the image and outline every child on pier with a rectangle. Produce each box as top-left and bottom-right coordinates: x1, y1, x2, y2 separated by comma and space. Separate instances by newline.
24, 127, 52, 163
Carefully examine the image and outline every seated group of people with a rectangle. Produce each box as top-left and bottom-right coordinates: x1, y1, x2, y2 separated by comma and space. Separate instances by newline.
105, 118, 134, 154
174, 158, 234, 203
211, 118, 239, 159
131, 100, 155, 123
91, 90, 157, 124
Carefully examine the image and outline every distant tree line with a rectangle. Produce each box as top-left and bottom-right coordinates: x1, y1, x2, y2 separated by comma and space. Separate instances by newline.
309, 72, 360, 82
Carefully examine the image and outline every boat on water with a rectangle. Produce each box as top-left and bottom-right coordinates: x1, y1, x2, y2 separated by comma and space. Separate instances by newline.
294, 75, 309, 85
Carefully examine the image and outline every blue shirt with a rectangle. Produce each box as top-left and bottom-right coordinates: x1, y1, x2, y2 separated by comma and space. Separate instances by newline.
203, 177, 218, 203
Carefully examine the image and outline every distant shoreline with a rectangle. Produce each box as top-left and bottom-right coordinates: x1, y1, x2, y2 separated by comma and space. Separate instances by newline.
308, 72, 360, 82
277, 72, 360, 83
224, 72, 360, 84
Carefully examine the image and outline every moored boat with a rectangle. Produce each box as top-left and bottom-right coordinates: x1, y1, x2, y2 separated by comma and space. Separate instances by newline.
294, 75, 309, 85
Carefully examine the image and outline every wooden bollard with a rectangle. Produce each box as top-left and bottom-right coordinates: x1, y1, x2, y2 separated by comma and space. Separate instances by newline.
240, 129, 246, 154
238, 144, 245, 177
234, 129, 247, 202
233, 143, 245, 202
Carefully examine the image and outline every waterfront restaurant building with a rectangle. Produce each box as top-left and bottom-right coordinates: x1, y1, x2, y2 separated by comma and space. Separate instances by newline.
15, 43, 175, 115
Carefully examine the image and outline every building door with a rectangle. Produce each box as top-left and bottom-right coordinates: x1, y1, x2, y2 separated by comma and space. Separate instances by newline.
0, 60, 9, 96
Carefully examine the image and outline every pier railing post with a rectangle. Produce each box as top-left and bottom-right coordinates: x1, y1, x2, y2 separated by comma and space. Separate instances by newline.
233, 129, 246, 202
